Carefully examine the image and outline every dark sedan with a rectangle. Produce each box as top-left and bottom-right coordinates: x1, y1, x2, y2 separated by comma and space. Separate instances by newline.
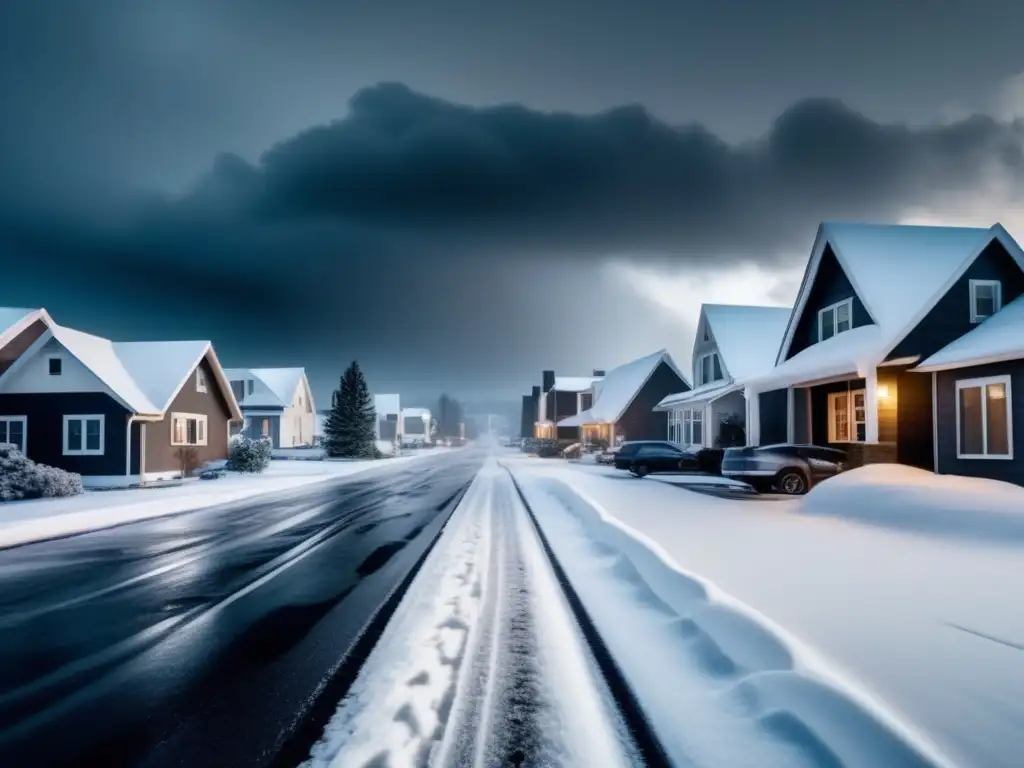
619, 442, 701, 477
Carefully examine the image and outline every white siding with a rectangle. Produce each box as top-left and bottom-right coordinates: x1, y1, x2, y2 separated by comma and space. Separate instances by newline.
0, 337, 116, 397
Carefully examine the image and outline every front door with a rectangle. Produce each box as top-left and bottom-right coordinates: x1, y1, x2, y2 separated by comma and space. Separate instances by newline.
827, 389, 866, 443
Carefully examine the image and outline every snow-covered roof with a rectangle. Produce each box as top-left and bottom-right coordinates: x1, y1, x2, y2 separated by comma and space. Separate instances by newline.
551, 376, 600, 392
0, 307, 47, 350
223, 367, 307, 409
703, 304, 791, 382
558, 349, 686, 426
916, 295, 1024, 372
654, 381, 742, 411
750, 324, 883, 391
374, 393, 401, 415
778, 222, 1020, 365
50, 324, 241, 419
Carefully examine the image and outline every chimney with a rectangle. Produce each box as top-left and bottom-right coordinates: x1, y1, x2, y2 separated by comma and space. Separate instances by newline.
531, 385, 541, 399
542, 370, 555, 392
593, 369, 606, 377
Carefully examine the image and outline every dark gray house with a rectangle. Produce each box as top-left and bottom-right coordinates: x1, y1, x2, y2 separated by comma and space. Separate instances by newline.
914, 294, 1024, 485
0, 308, 242, 487
745, 221, 1024, 473
558, 350, 689, 444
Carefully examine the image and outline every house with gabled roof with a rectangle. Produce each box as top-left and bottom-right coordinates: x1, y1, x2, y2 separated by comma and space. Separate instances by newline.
745, 221, 1024, 471
557, 350, 689, 444
654, 304, 791, 448
0, 308, 242, 486
223, 367, 316, 448
525, 368, 605, 440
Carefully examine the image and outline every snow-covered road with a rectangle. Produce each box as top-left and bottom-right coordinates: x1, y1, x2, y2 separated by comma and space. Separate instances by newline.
304, 458, 640, 767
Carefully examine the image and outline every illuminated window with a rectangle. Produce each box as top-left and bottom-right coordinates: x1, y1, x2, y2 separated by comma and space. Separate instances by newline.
171, 413, 208, 446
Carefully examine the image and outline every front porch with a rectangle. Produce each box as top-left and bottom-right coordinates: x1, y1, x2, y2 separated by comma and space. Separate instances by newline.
753, 363, 933, 469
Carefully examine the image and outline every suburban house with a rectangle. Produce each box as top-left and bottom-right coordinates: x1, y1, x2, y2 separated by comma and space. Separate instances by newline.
374, 393, 402, 443
528, 369, 605, 440
915, 294, 1024, 485
654, 304, 791, 448
743, 221, 1024, 472
0, 307, 242, 486
224, 368, 316, 448
557, 349, 689, 444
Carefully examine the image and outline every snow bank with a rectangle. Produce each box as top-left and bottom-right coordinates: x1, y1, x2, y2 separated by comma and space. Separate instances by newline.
0, 451, 437, 549
803, 463, 1024, 542
515, 469, 954, 768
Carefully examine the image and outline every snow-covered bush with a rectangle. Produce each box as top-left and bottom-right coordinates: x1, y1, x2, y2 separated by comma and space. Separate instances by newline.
0, 443, 83, 501
226, 436, 272, 473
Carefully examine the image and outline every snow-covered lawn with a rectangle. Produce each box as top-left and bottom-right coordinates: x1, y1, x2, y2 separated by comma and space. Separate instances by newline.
509, 458, 1024, 768
0, 450, 450, 549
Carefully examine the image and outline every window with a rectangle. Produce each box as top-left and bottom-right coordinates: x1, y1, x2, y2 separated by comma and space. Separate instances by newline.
0, 416, 27, 452
671, 408, 704, 446
828, 389, 866, 442
171, 413, 208, 446
47, 357, 62, 376
818, 298, 853, 342
956, 376, 1012, 459
247, 379, 255, 395
63, 415, 105, 455
196, 367, 207, 393
703, 328, 710, 342
695, 353, 723, 386
969, 279, 1002, 324
261, 418, 270, 438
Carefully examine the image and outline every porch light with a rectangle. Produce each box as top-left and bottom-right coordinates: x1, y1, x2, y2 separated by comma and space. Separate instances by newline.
877, 385, 890, 398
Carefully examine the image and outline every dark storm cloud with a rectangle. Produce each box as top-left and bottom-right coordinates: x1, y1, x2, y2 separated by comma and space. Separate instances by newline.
2, 84, 1024, 400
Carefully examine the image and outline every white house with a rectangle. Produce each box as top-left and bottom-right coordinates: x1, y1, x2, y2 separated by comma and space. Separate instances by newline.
223, 367, 316, 448
654, 304, 791, 448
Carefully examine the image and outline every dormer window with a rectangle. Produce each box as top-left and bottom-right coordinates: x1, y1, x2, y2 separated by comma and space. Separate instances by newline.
196, 367, 207, 393
47, 356, 62, 376
970, 279, 1001, 324
818, 298, 852, 341
696, 352, 723, 386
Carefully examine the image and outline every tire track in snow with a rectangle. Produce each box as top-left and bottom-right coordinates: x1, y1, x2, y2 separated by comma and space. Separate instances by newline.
304, 459, 639, 768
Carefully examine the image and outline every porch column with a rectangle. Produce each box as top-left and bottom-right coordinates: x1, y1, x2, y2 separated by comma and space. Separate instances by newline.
745, 389, 759, 446
864, 367, 880, 443
786, 387, 795, 444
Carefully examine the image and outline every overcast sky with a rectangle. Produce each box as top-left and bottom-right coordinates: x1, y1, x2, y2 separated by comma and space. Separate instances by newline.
2, 1, 1024, 407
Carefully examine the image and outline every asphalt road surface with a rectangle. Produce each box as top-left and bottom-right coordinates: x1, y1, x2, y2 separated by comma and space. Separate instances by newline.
0, 447, 485, 768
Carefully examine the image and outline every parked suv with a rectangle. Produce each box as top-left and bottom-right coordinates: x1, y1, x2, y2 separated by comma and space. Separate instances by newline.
721, 444, 847, 494
613, 441, 689, 470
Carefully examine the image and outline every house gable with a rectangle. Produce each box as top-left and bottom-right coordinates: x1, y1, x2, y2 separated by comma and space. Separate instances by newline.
887, 238, 1024, 362
0, 319, 48, 378
144, 357, 234, 474
692, 310, 732, 386
785, 244, 875, 360
0, 335, 123, 401
616, 360, 689, 441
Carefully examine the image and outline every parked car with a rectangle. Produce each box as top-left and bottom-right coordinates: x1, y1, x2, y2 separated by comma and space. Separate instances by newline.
613, 441, 689, 470
720, 444, 847, 495
595, 446, 618, 465
622, 443, 702, 477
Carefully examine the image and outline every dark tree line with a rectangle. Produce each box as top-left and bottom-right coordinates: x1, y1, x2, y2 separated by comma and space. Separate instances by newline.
436, 394, 464, 439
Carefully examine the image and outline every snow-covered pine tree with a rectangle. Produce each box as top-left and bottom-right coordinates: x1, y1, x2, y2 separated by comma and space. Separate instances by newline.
324, 361, 378, 458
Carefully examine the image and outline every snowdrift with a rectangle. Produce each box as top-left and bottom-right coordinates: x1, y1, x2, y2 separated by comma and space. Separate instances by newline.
802, 463, 1024, 542
518, 473, 953, 768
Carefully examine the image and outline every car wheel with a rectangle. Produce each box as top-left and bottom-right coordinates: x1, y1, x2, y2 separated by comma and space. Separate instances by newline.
633, 464, 649, 478
777, 469, 808, 495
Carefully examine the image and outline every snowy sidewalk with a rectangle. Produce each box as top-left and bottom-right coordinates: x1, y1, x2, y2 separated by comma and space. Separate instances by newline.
0, 450, 452, 549
510, 458, 1024, 768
